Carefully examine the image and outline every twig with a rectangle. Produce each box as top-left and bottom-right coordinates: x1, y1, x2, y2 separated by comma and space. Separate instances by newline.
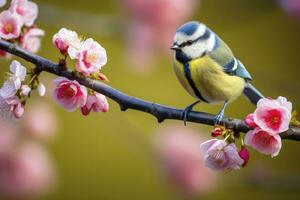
0, 39, 299, 141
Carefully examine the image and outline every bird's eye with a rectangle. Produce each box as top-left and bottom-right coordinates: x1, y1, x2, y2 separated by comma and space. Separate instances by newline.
186, 40, 193, 45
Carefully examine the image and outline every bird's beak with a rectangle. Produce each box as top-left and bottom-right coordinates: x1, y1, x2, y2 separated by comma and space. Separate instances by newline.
170, 44, 180, 51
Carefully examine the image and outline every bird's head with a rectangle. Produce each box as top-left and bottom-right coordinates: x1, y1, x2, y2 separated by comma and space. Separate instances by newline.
171, 21, 216, 62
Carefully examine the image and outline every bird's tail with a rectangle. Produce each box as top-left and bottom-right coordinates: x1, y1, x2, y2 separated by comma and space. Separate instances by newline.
243, 82, 264, 105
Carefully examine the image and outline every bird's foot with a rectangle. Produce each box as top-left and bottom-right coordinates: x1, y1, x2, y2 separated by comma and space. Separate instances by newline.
213, 110, 225, 125
182, 101, 200, 126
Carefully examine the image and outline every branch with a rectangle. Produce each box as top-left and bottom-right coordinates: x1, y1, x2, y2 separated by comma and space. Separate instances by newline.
0, 39, 300, 141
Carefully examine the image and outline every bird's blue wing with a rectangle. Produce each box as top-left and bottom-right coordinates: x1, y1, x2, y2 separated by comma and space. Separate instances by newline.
208, 35, 252, 81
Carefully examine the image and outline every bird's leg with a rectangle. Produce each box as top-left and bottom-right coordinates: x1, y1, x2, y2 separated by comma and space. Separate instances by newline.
182, 100, 200, 126
214, 101, 229, 125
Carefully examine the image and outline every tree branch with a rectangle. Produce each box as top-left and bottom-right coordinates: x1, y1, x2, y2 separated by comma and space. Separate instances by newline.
1, 39, 300, 141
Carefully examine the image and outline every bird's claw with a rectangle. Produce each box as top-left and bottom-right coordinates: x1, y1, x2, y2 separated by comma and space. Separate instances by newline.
182, 108, 191, 126
181, 101, 200, 126
213, 110, 224, 125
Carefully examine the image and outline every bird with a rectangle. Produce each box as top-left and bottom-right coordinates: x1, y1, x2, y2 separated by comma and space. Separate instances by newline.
171, 21, 264, 125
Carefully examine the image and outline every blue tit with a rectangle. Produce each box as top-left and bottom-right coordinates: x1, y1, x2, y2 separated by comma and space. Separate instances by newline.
171, 21, 264, 125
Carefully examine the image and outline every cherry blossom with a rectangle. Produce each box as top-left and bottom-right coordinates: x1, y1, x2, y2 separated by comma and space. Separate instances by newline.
20, 27, 45, 53
53, 77, 87, 112
52, 28, 81, 55
200, 139, 244, 171
69, 38, 107, 76
0, 60, 26, 99
81, 93, 109, 116
254, 96, 292, 135
9, 0, 38, 27
245, 128, 282, 157
0, 10, 22, 40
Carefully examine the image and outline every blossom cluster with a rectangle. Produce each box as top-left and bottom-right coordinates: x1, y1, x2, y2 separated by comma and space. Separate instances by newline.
244, 97, 292, 157
200, 96, 293, 171
52, 28, 109, 115
0, 0, 44, 57
0, 60, 45, 120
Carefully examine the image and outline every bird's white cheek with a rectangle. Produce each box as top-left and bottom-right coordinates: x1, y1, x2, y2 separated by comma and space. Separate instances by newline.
183, 43, 206, 59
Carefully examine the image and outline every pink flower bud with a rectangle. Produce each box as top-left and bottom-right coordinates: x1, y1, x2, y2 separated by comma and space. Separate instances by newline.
244, 113, 258, 129
12, 100, 24, 118
211, 127, 223, 137
238, 147, 250, 167
80, 93, 109, 116
52, 28, 81, 56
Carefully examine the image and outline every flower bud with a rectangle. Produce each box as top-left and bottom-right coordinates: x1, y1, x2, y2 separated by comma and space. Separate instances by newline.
244, 113, 257, 129
238, 147, 250, 167
211, 126, 224, 137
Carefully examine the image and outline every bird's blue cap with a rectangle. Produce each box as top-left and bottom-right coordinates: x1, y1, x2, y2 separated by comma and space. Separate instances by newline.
176, 21, 201, 35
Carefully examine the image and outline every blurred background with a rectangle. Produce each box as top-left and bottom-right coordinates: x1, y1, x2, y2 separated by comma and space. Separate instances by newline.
1, 0, 300, 199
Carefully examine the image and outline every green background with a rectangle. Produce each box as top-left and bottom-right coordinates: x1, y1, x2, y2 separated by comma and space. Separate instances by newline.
1, 0, 300, 199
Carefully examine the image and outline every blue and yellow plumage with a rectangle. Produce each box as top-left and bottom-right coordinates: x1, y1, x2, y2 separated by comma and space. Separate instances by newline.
171, 21, 263, 124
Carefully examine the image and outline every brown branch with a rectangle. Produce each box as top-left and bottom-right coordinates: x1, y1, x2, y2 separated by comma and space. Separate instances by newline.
1, 39, 300, 141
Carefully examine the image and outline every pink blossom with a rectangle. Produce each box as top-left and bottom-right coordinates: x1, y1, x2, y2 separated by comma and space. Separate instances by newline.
200, 139, 244, 171
0, 60, 27, 99
245, 128, 282, 157
0, 10, 22, 40
69, 38, 107, 76
0, 0, 6, 7
52, 28, 81, 55
0, 142, 55, 199
53, 77, 87, 112
9, 0, 38, 27
254, 97, 292, 135
22, 102, 58, 141
0, 96, 24, 120
154, 125, 216, 197
20, 28, 45, 53
81, 93, 109, 115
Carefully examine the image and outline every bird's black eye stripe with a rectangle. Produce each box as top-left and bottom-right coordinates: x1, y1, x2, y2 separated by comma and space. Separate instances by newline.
179, 40, 194, 48
178, 29, 211, 48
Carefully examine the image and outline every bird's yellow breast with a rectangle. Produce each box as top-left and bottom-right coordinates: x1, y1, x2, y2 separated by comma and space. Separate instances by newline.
173, 55, 245, 104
